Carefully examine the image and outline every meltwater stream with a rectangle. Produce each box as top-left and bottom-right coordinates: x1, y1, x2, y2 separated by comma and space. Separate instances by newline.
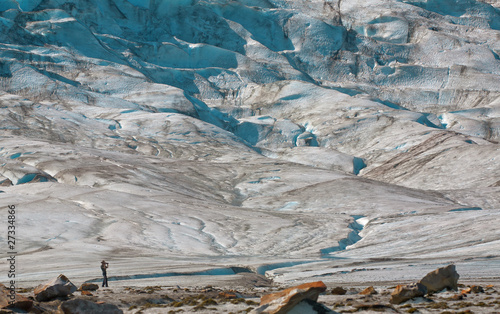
85, 216, 369, 283
320, 215, 368, 258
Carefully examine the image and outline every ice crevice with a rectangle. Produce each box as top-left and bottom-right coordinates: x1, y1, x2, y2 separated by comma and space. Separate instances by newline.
449, 207, 482, 212
190, 216, 228, 255
320, 215, 368, 258
353, 157, 366, 175
260, 216, 370, 280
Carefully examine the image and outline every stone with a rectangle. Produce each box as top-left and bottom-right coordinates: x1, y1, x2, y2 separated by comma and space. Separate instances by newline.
218, 292, 237, 299
80, 291, 93, 296
461, 285, 484, 294
27, 305, 46, 314
287, 299, 338, 314
253, 281, 327, 314
418, 265, 459, 294
34, 275, 77, 302
449, 294, 464, 300
253, 299, 337, 314
0, 178, 12, 187
79, 283, 99, 291
0, 283, 33, 311
354, 303, 398, 311
390, 283, 427, 304
470, 285, 484, 293
359, 286, 377, 295
331, 287, 347, 295
57, 299, 123, 314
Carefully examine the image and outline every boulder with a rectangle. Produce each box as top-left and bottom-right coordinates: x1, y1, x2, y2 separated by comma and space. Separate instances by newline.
359, 286, 377, 295
0, 178, 12, 186
0, 283, 33, 311
331, 287, 346, 295
390, 283, 427, 304
252, 281, 328, 314
287, 299, 338, 314
254, 299, 337, 314
57, 299, 123, 314
34, 275, 77, 302
79, 283, 99, 291
418, 265, 459, 294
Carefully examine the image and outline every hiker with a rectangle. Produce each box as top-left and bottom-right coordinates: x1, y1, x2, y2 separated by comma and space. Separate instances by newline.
101, 260, 109, 287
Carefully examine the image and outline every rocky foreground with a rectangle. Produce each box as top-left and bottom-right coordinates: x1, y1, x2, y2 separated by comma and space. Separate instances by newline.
2, 265, 500, 313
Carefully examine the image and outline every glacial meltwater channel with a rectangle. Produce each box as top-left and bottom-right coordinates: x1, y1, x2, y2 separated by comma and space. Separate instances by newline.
85, 216, 370, 283
320, 215, 368, 258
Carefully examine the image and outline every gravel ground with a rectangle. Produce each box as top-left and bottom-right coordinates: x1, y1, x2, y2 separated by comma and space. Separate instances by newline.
11, 278, 500, 313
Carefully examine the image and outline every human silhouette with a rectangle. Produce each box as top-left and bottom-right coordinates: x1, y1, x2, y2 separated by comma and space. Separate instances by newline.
101, 260, 109, 287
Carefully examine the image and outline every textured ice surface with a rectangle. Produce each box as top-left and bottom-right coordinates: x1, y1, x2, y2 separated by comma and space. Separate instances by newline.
0, 0, 499, 286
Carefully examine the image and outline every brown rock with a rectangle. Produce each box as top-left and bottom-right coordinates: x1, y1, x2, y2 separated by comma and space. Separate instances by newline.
34, 274, 77, 302
57, 299, 123, 314
0, 283, 33, 311
419, 264, 459, 294
390, 283, 427, 304
29, 304, 48, 314
79, 283, 99, 291
449, 293, 465, 300
255, 281, 327, 314
218, 292, 237, 299
260, 281, 326, 305
461, 285, 484, 294
331, 287, 346, 295
280, 298, 338, 313
0, 178, 12, 187
355, 303, 398, 311
359, 286, 377, 295
252, 298, 337, 314
80, 291, 93, 296
470, 285, 483, 293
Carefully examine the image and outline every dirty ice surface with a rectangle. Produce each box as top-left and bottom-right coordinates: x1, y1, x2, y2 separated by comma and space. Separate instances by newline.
0, 0, 499, 288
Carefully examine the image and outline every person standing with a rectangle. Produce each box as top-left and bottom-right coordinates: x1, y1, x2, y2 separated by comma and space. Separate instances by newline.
101, 260, 109, 287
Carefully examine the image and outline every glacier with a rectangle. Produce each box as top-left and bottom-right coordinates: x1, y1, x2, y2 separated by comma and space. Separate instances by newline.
0, 0, 499, 288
